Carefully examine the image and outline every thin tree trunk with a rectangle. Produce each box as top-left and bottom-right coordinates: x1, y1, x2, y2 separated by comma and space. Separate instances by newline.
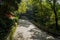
53, 0, 58, 30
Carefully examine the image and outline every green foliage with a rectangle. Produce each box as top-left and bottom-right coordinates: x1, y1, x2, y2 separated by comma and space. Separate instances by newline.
18, 1, 28, 13
0, 0, 21, 14
0, 0, 60, 39
0, 0, 21, 40
26, 0, 60, 33
0, 17, 15, 40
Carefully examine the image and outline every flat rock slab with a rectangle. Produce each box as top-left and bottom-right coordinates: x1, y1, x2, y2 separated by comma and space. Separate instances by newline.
12, 19, 60, 40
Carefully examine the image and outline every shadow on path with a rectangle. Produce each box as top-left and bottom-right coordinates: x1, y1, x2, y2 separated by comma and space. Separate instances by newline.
12, 18, 60, 40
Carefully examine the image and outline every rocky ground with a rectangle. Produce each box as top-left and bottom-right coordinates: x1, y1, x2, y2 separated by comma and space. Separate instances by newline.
10, 19, 60, 40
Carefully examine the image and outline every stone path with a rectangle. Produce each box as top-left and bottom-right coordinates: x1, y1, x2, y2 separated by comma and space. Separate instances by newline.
12, 19, 60, 40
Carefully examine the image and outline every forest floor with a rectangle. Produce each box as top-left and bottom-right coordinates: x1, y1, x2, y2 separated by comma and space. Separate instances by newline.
12, 17, 60, 40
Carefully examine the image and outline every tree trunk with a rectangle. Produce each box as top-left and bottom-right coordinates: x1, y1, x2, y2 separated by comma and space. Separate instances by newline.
53, 0, 58, 30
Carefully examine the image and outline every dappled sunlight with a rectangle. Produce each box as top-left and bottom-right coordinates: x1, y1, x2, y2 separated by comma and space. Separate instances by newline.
0, 0, 60, 40
11, 19, 59, 40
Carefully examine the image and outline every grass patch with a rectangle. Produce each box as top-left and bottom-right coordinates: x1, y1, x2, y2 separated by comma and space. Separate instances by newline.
7, 23, 17, 40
